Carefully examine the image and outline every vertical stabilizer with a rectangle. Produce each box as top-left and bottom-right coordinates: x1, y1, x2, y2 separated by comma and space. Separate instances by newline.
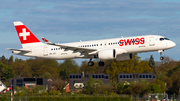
13, 21, 43, 48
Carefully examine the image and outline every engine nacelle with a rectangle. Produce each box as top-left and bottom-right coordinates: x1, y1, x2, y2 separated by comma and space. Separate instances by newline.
98, 49, 115, 60
97, 48, 132, 61
116, 54, 132, 61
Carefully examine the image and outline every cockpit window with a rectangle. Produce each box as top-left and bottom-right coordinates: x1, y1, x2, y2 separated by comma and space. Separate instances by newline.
164, 38, 169, 40
160, 38, 170, 41
160, 38, 164, 41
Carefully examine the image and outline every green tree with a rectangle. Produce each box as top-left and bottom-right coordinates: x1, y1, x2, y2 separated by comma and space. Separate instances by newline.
106, 53, 152, 82
149, 79, 165, 93
59, 59, 78, 80
51, 78, 66, 93
12, 60, 32, 77
149, 55, 155, 73
130, 80, 149, 95
8, 55, 14, 65
0, 62, 14, 81
84, 77, 107, 94
117, 81, 131, 94
25, 59, 59, 77
1, 55, 7, 64
149, 84, 162, 93
42, 72, 52, 78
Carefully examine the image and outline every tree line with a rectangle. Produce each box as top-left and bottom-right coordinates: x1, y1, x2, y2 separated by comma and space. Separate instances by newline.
0, 53, 180, 94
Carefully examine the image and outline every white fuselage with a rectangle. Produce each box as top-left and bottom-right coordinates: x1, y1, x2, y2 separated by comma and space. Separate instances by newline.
13, 35, 176, 60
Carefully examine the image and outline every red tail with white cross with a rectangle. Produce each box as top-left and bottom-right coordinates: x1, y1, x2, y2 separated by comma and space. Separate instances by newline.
14, 21, 40, 44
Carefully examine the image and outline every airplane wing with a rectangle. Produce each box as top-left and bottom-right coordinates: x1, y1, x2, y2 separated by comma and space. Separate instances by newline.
41, 37, 97, 55
7, 48, 32, 52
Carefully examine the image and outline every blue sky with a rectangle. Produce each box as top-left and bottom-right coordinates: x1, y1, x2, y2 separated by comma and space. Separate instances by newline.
0, 0, 180, 65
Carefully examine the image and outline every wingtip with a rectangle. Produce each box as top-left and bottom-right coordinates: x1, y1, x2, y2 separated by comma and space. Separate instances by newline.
13, 21, 24, 26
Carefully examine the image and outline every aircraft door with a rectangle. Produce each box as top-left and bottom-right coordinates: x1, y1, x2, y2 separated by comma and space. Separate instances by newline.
43, 47, 48, 56
149, 37, 155, 46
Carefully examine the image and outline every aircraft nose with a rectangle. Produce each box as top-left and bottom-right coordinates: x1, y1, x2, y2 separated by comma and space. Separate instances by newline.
167, 41, 176, 48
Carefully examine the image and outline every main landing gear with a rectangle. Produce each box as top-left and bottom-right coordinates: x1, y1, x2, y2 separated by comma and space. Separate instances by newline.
88, 59, 94, 66
88, 59, 105, 66
159, 50, 164, 60
98, 61, 105, 66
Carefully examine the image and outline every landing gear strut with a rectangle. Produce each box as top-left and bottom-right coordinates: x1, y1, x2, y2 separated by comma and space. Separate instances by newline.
87, 58, 105, 66
88, 58, 94, 66
159, 50, 164, 60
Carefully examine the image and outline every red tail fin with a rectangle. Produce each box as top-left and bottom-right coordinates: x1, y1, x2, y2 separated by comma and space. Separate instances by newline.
14, 21, 40, 44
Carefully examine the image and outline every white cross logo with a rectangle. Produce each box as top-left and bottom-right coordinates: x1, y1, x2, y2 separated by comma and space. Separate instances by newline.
19, 28, 30, 40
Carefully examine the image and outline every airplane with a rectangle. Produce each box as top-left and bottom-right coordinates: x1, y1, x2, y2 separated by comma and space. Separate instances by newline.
8, 21, 176, 66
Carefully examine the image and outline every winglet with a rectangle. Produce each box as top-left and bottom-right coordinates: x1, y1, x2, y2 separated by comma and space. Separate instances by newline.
41, 37, 50, 43
41, 37, 55, 45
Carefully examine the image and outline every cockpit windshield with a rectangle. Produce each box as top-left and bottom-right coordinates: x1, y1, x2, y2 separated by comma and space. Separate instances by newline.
160, 38, 170, 41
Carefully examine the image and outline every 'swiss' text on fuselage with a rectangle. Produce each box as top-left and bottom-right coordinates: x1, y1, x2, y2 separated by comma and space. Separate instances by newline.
119, 37, 145, 46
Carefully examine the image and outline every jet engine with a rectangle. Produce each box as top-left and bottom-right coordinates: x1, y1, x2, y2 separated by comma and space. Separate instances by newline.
97, 48, 132, 60
98, 49, 116, 60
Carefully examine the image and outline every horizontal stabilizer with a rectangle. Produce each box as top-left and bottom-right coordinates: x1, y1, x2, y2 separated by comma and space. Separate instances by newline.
7, 48, 31, 52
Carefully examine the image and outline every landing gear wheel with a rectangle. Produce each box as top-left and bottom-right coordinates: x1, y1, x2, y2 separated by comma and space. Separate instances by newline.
160, 56, 164, 60
88, 61, 94, 66
98, 61, 105, 66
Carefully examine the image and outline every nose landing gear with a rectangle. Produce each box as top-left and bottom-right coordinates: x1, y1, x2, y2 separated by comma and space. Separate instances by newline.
160, 56, 164, 60
159, 50, 164, 60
